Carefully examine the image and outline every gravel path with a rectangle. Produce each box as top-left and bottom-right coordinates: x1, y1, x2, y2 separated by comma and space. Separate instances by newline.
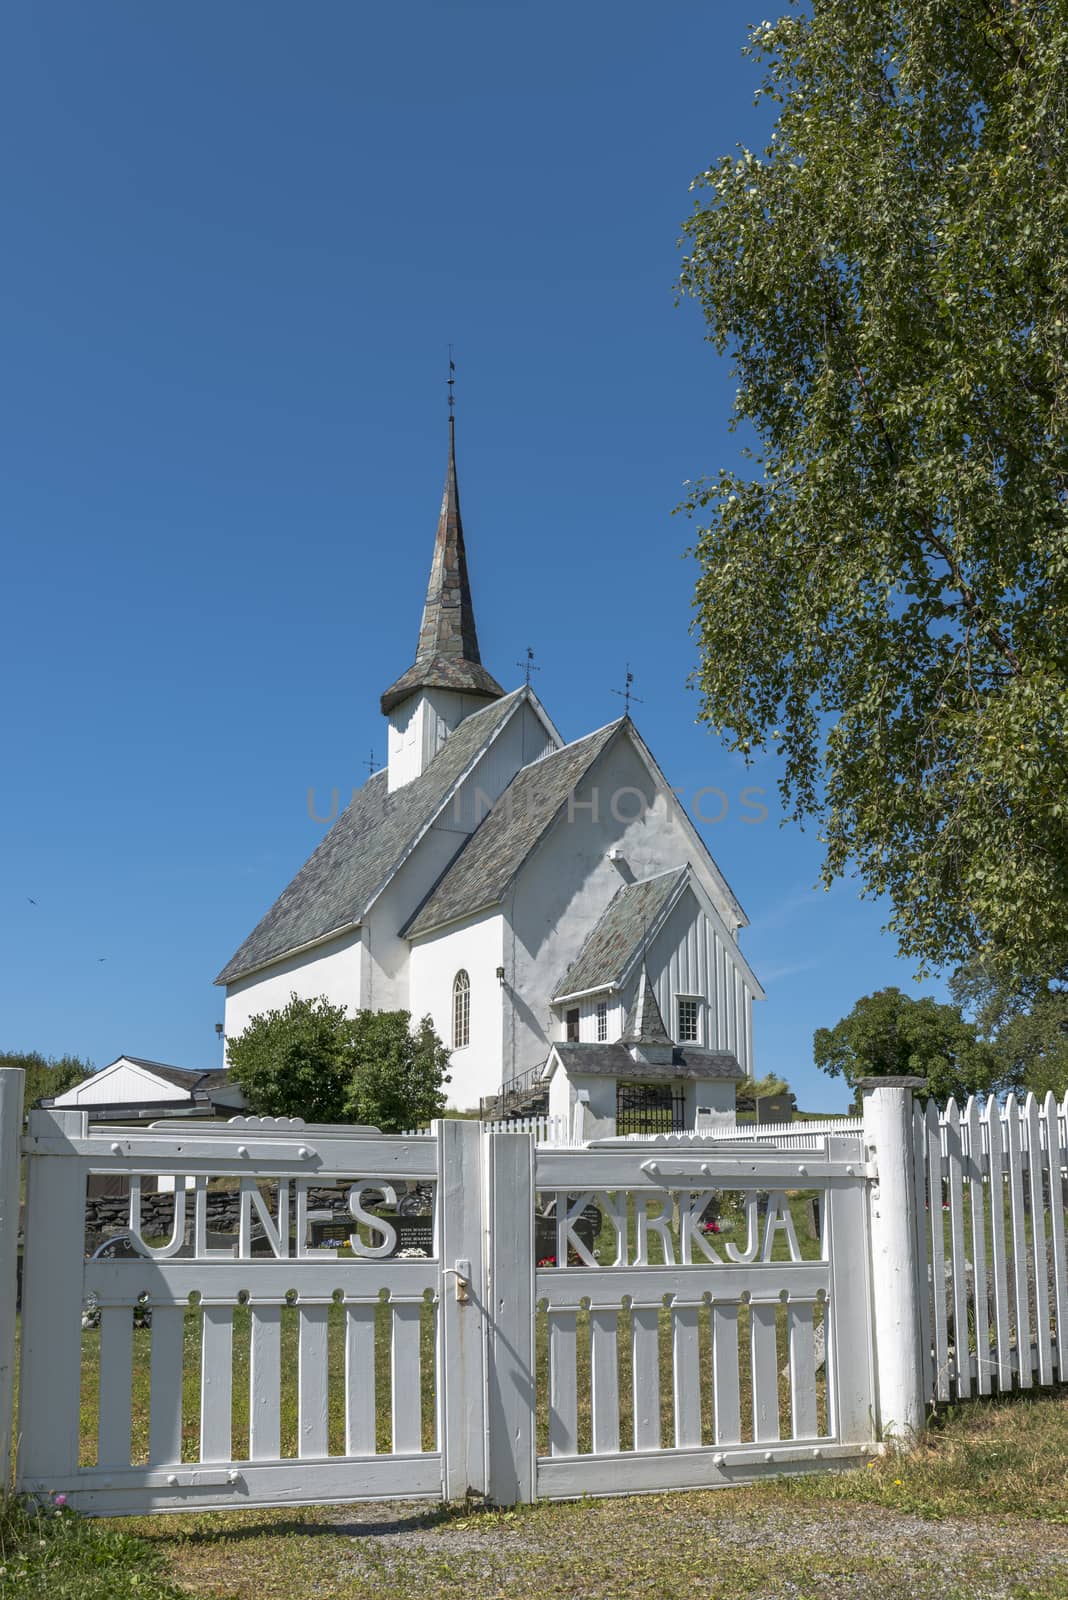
320, 1497, 1068, 1599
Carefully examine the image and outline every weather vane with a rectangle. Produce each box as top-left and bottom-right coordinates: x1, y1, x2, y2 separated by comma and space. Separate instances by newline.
448, 346, 455, 417
611, 663, 644, 717
517, 646, 539, 687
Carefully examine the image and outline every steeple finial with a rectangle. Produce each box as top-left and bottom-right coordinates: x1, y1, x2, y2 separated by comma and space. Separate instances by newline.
379, 380, 505, 716
611, 663, 644, 718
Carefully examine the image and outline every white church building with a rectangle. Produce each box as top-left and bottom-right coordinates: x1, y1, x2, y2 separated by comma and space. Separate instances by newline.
216, 418, 764, 1128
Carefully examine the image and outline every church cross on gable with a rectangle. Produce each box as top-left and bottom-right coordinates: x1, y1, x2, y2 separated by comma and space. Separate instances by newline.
216, 401, 764, 1119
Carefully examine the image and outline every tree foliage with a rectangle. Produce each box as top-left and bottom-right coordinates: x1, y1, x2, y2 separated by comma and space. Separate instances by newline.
226, 994, 450, 1131
225, 996, 353, 1122
344, 1010, 452, 1131
679, 1, 1068, 982
0, 1049, 93, 1110
735, 1071, 791, 1115
950, 961, 1068, 1098
813, 986, 997, 1101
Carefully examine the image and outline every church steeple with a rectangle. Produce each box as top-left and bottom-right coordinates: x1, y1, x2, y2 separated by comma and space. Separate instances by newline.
380, 414, 505, 717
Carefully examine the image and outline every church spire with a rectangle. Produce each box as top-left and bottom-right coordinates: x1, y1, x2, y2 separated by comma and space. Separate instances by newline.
380, 406, 505, 716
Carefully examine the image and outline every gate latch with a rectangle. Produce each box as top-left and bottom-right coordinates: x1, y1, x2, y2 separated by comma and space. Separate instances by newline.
443, 1258, 472, 1305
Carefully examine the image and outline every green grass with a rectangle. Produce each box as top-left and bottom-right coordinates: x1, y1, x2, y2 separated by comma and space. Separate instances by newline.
0, 1492, 196, 1600
115, 1390, 1068, 1600
77, 1293, 438, 1466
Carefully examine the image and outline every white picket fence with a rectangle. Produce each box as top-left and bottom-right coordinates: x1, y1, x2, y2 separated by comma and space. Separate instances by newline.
1, 1074, 1065, 1519
409, 1116, 862, 1149
482, 1113, 570, 1144
403, 1114, 572, 1145
914, 1091, 1068, 1402
623, 1118, 865, 1151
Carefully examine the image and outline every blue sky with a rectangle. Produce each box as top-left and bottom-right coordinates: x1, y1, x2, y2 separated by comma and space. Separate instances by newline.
0, 3, 945, 1111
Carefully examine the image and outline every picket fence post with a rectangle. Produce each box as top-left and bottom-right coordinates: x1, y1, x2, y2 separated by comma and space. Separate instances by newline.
0, 1067, 25, 1481
435, 1117, 488, 1499
482, 1129, 536, 1504
17, 1109, 89, 1488
861, 1077, 928, 1438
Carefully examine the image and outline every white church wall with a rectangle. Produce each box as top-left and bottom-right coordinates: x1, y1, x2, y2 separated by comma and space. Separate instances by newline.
547, 1066, 617, 1138
504, 736, 760, 1082
363, 825, 472, 1014
640, 883, 757, 1077
368, 697, 556, 1015
684, 1078, 738, 1122
223, 927, 362, 1053
408, 911, 504, 1110
439, 697, 557, 834
388, 688, 505, 793
505, 735, 715, 1079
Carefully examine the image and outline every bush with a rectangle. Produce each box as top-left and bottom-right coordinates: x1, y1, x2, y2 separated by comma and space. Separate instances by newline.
227, 994, 450, 1131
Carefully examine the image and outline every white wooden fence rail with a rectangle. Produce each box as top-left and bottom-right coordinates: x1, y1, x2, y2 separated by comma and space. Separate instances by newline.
1, 1073, 1065, 1519
914, 1090, 1068, 1404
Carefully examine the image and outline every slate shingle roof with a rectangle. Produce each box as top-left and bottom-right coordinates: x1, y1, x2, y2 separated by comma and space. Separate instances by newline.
120, 1058, 224, 1089
215, 690, 526, 985
404, 720, 624, 938
380, 420, 505, 715
554, 869, 686, 998
621, 964, 673, 1046
548, 1042, 744, 1082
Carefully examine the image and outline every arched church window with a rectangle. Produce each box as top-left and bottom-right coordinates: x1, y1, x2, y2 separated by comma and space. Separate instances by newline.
452, 970, 470, 1050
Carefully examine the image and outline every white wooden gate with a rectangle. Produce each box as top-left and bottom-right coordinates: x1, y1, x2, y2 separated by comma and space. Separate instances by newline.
481, 1130, 876, 1500
16, 1112, 485, 1516
13, 1105, 878, 1514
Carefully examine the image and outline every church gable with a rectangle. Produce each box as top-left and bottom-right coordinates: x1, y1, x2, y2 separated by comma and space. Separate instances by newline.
553, 866, 688, 1000
403, 719, 623, 939
631, 878, 763, 1072
215, 687, 528, 986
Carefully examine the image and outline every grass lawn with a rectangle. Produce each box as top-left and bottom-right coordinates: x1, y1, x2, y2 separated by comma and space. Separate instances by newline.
6, 1388, 1065, 1600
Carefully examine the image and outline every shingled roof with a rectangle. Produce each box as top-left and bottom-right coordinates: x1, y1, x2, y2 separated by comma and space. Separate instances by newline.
215, 689, 526, 985
404, 719, 624, 938
621, 964, 674, 1046
553, 867, 687, 999
546, 1042, 744, 1082
380, 416, 504, 716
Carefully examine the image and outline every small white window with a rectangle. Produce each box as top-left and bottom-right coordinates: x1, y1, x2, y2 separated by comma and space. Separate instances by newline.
677, 996, 700, 1044
595, 1000, 608, 1042
452, 970, 470, 1050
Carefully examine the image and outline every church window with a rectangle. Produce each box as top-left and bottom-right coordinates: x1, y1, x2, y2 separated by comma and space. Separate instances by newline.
566, 1007, 580, 1042
677, 996, 700, 1043
452, 970, 470, 1050
595, 1001, 608, 1042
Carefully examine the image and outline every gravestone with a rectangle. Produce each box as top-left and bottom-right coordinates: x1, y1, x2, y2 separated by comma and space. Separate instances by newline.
534, 1203, 600, 1263
805, 1195, 821, 1241
383, 1213, 435, 1256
